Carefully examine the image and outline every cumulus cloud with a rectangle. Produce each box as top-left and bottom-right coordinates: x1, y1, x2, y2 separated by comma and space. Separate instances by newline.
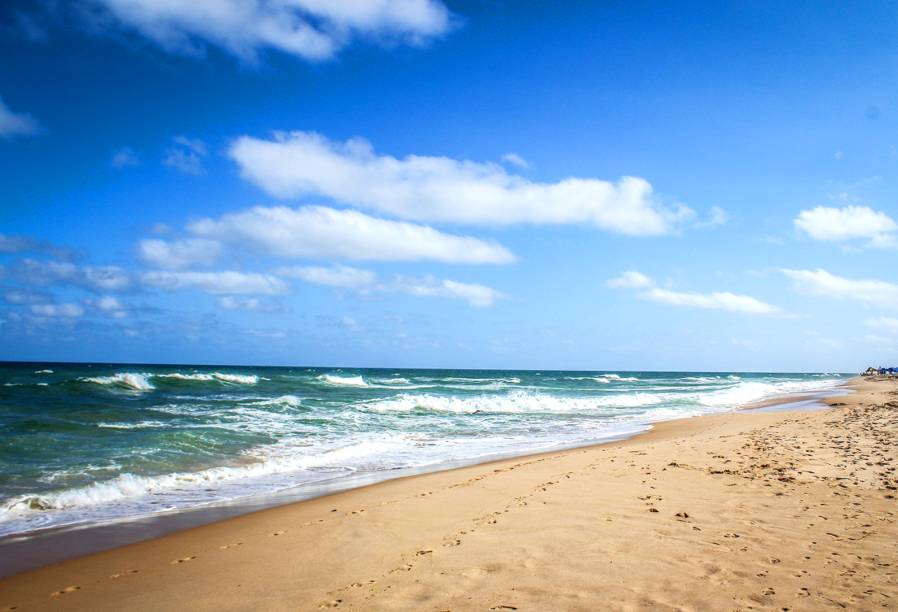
281, 264, 504, 307
229, 131, 693, 234
111, 146, 139, 168
189, 205, 515, 264
605, 270, 654, 289
277, 264, 376, 288
607, 270, 780, 315
794, 205, 897, 247
164, 136, 207, 175
86, 0, 452, 62
217, 296, 285, 312
138, 238, 221, 269
782, 268, 898, 306
0, 96, 41, 138
141, 270, 288, 295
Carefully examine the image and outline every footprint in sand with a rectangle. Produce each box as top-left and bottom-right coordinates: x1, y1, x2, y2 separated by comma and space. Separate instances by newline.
170, 556, 197, 565
109, 569, 139, 579
270, 530, 287, 536
220, 542, 243, 550
50, 586, 80, 597
318, 598, 343, 608
349, 580, 375, 588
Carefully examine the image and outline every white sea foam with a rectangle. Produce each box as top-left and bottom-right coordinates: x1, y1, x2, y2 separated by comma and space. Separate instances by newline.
211, 373, 259, 385
34, 369, 54, 374
154, 372, 259, 385
0, 434, 415, 518
697, 379, 841, 408
372, 377, 411, 385
97, 420, 168, 430
155, 373, 215, 382
361, 391, 665, 415
80, 373, 154, 391
244, 395, 302, 408
318, 374, 368, 387
566, 374, 639, 383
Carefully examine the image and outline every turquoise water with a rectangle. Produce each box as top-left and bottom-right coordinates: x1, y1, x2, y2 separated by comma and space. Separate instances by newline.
0, 363, 847, 536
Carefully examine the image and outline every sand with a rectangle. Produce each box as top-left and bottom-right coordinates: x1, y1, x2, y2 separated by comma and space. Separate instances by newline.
1, 377, 896, 611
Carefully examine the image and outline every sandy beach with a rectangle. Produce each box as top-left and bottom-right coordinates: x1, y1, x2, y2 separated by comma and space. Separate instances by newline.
1, 377, 896, 611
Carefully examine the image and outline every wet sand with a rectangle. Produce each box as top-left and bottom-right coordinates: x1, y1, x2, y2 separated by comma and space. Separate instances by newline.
1, 377, 896, 611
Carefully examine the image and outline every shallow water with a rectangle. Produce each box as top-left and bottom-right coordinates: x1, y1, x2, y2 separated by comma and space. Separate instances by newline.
0, 363, 847, 537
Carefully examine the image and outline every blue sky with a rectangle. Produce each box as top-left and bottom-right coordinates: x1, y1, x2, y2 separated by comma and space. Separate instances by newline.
1, 1, 897, 371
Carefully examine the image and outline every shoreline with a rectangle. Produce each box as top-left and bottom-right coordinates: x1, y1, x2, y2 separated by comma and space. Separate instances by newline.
0, 380, 848, 579
1, 379, 891, 610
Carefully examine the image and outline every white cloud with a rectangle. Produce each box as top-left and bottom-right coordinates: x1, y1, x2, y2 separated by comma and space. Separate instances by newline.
89, 295, 128, 318
189, 205, 515, 264
4, 289, 50, 305
141, 270, 288, 294
218, 296, 261, 310
83, 266, 132, 291
501, 152, 529, 168
0, 96, 40, 138
229, 131, 693, 234
707, 206, 728, 227
281, 264, 504, 307
608, 270, 779, 315
164, 136, 207, 175
865, 317, 898, 335
639, 287, 780, 315
606, 270, 654, 289
138, 238, 221, 269
111, 147, 139, 168
30, 303, 84, 318
217, 295, 287, 312
13, 259, 132, 292
794, 205, 897, 247
396, 276, 504, 307
277, 264, 376, 288
88, 0, 452, 62
782, 268, 898, 306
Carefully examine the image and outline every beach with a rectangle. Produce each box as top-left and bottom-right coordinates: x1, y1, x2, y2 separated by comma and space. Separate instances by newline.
0, 377, 895, 610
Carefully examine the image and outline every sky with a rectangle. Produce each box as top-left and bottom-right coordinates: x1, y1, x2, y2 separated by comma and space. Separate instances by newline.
1, 0, 897, 372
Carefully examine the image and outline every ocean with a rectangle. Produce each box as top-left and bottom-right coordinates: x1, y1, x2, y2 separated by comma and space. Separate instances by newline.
0, 363, 847, 538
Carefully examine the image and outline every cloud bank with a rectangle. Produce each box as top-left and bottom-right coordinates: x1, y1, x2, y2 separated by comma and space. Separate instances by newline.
188, 205, 515, 264
229, 131, 693, 234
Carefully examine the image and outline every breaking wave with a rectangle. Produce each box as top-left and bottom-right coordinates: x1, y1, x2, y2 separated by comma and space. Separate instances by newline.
80, 373, 154, 391
318, 374, 368, 387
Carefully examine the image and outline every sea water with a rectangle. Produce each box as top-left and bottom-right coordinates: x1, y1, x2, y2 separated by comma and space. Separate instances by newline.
0, 363, 846, 537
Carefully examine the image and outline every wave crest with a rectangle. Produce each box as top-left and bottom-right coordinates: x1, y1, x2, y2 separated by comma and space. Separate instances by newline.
80, 373, 154, 391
